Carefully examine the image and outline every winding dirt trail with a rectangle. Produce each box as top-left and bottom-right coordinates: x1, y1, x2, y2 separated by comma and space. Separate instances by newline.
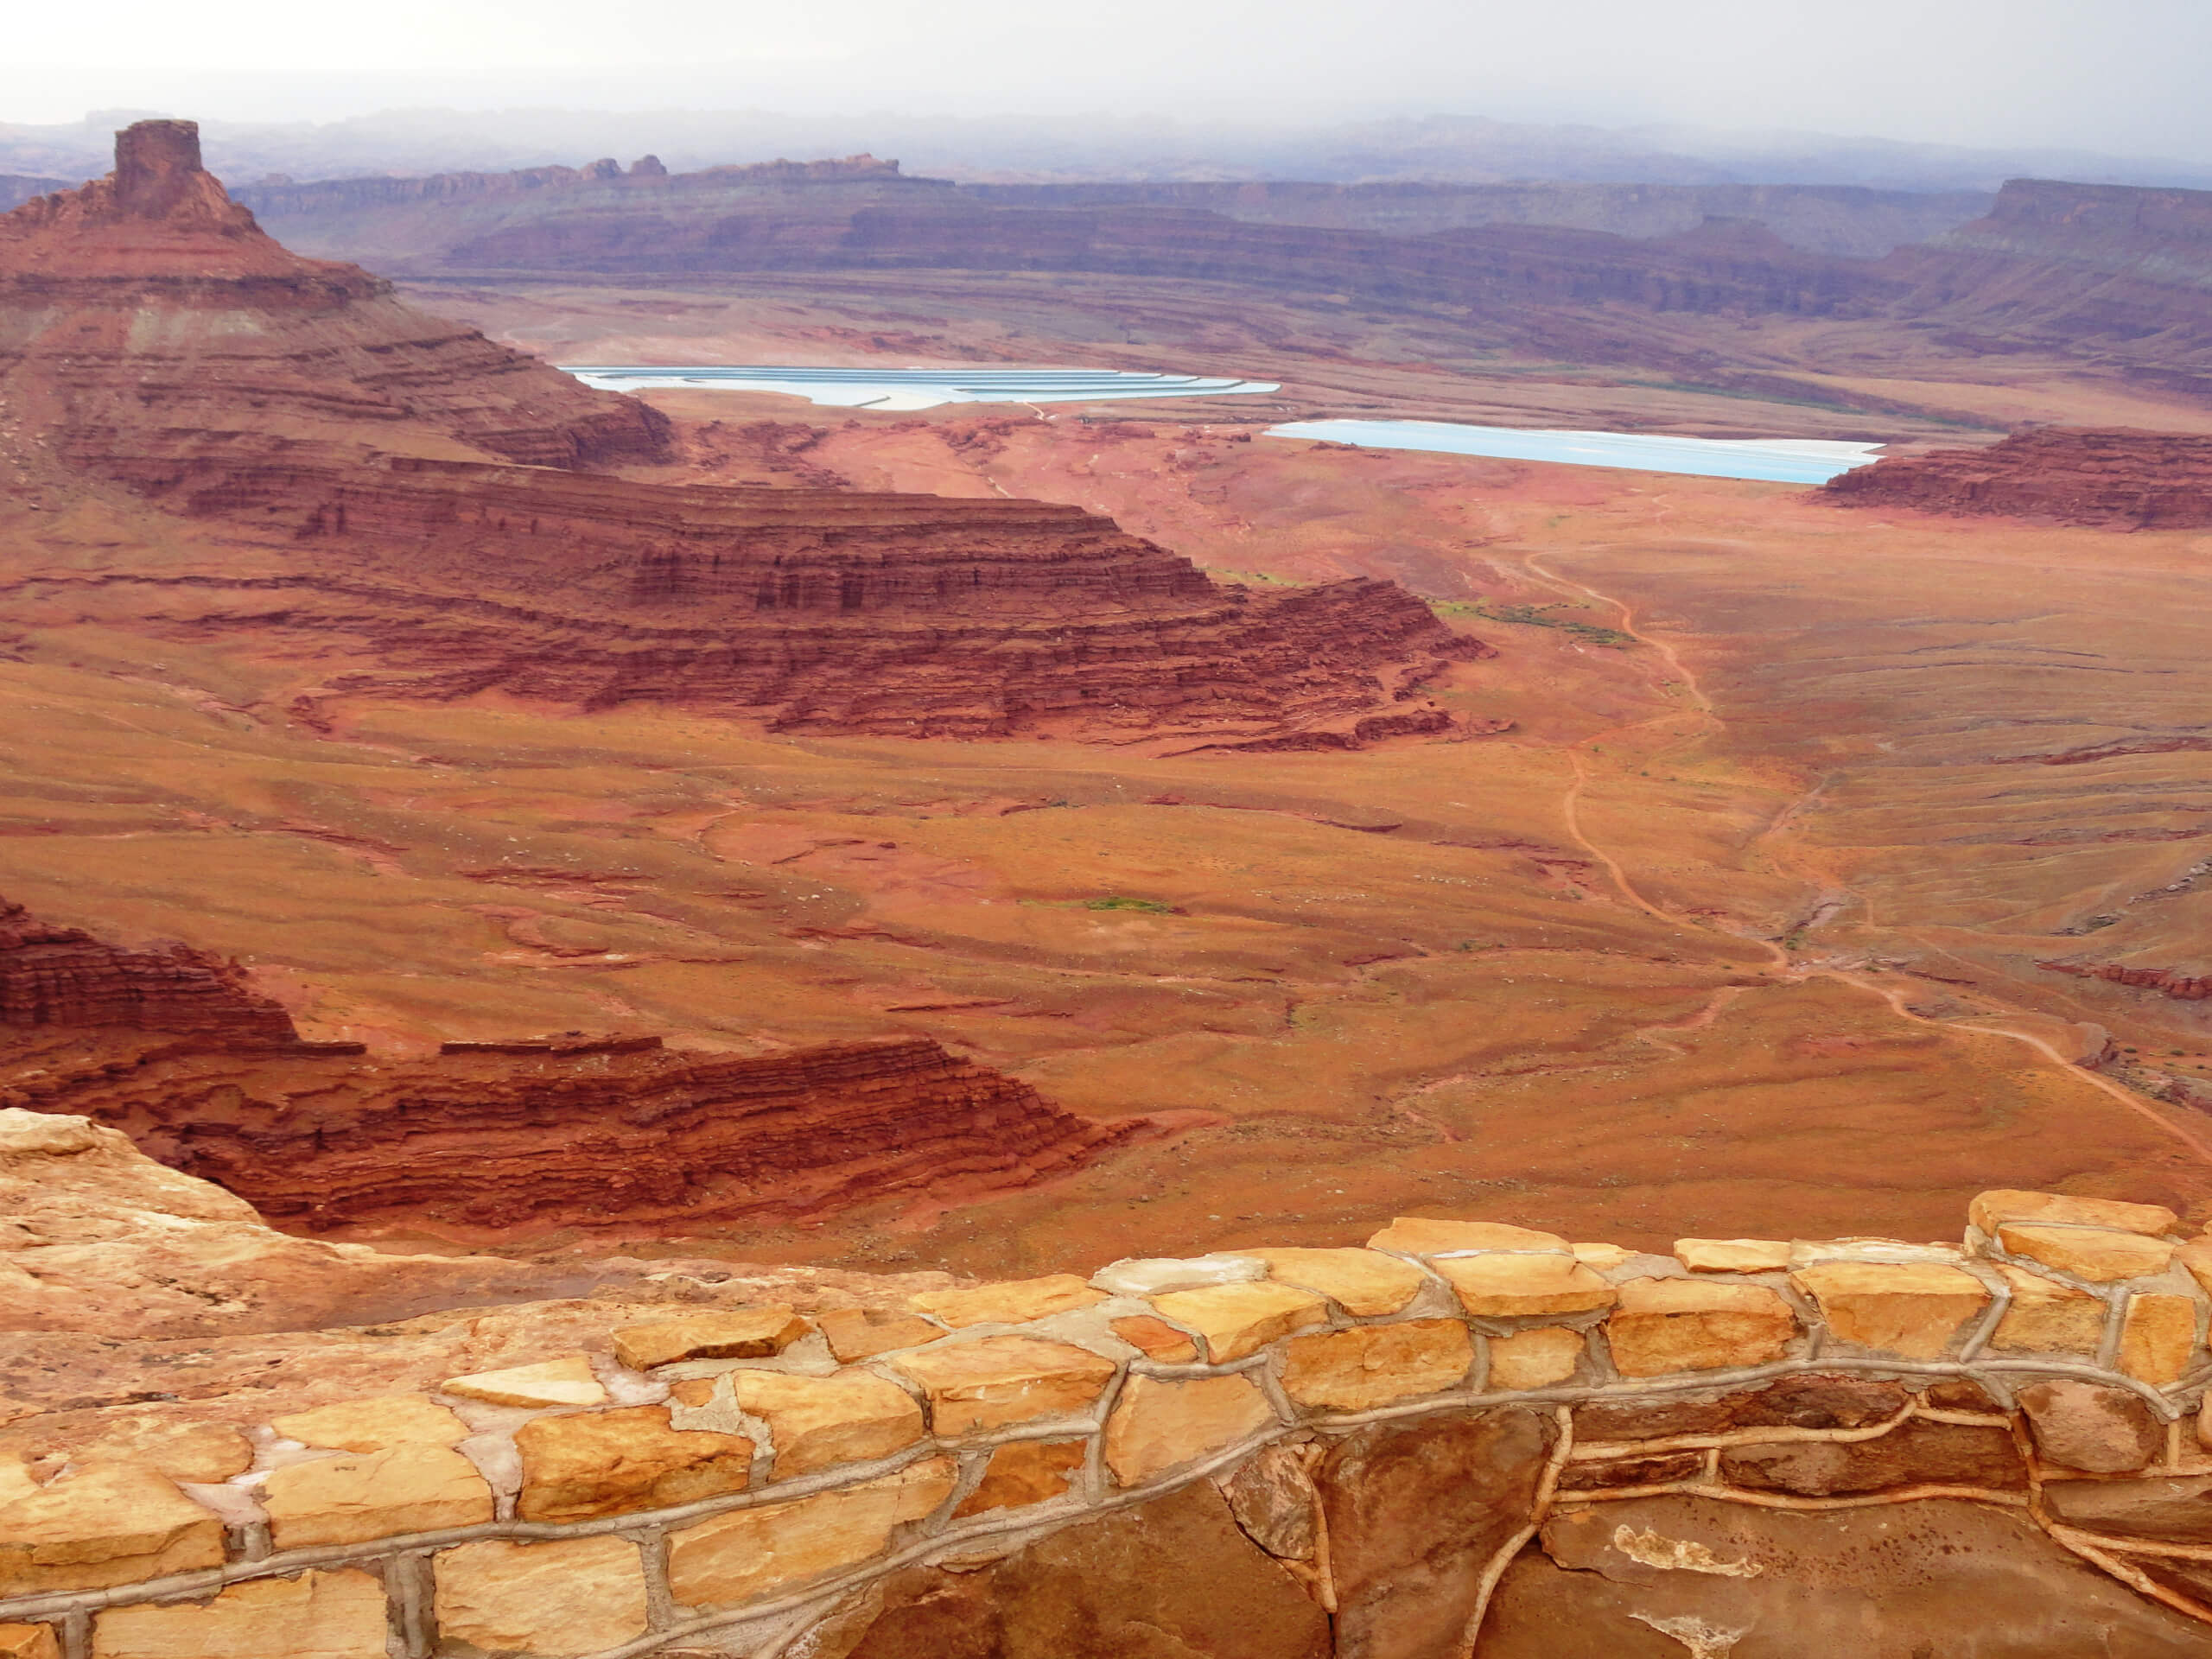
1519, 544, 2212, 1170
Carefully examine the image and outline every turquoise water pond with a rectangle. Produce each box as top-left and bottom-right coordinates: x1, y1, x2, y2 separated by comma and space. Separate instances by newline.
1265, 419, 1884, 484
560, 365, 1279, 410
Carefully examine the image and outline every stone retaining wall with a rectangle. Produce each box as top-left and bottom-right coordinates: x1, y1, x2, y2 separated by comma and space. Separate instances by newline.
10, 1189, 2212, 1657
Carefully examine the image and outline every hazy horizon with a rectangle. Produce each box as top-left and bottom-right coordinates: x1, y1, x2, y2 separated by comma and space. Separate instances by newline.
6, 0, 2209, 168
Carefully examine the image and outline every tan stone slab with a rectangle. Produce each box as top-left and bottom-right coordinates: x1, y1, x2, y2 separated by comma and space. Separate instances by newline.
1487, 1326, 1586, 1391
1148, 1281, 1329, 1363
2018, 1379, 2163, 1473
1236, 1248, 1426, 1316
1434, 1254, 1617, 1319
0, 1463, 224, 1596
435, 1535, 651, 1656
0, 1418, 251, 1487
1104, 1373, 1277, 1486
1281, 1319, 1473, 1412
908, 1273, 1108, 1329
612, 1306, 811, 1370
2120, 1293, 2199, 1386
1789, 1261, 1990, 1359
817, 1306, 947, 1363
2180, 1238, 2212, 1299
1970, 1190, 2177, 1238
516, 1406, 752, 1523
1573, 1243, 1636, 1270
1675, 1238, 1792, 1273
442, 1354, 607, 1409
272, 1395, 469, 1454
1999, 1224, 2175, 1283
727, 1370, 925, 1478
887, 1336, 1118, 1435
1605, 1277, 1798, 1377
952, 1440, 1087, 1518
1367, 1217, 1568, 1255
263, 1442, 493, 1549
667, 1458, 957, 1610
1988, 1264, 2106, 1356
0, 1624, 58, 1659
92, 1569, 387, 1659
1111, 1314, 1199, 1362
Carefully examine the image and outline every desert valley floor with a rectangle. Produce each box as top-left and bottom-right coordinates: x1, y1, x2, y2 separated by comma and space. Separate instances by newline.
11, 259, 2212, 1281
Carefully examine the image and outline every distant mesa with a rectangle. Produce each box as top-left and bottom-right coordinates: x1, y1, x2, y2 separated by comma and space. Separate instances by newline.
1825, 427, 2212, 529
0, 121, 1483, 744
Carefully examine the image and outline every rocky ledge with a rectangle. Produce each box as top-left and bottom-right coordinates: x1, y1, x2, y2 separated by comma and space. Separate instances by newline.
1824, 426, 2212, 530
6, 1114, 2212, 1657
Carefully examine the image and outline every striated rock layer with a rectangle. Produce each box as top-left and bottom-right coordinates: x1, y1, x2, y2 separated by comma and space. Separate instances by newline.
1825, 427, 2212, 529
0, 894, 296, 1043
0, 121, 1484, 744
4, 1033, 1152, 1236
0, 895, 1147, 1240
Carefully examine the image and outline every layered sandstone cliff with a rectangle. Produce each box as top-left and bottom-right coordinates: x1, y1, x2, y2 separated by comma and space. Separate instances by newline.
1824, 427, 2212, 528
0, 894, 296, 1042
0, 121, 1481, 743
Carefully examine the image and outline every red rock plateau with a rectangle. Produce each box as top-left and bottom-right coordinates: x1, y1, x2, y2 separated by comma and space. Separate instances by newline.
0, 121, 1478, 744
1826, 426, 2212, 527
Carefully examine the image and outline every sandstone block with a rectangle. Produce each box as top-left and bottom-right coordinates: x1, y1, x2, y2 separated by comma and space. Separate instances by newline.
271, 1395, 469, 1453
1280, 1319, 1472, 1412
909, 1273, 1107, 1328
0, 1626, 57, 1659
1674, 1237, 1791, 1273
516, 1405, 752, 1522
667, 1458, 957, 1609
1998, 1223, 2174, 1282
887, 1336, 1118, 1435
1970, 1189, 2177, 1237
1105, 1373, 1278, 1486
952, 1439, 1087, 1518
2120, 1293, 2199, 1385
1149, 1281, 1329, 1362
1218, 1443, 1319, 1559
612, 1306, 810, 1370
1236, 1247, 1426, 1316
1573, 1243, 1636, 1269
1367, 1217, 1567, 1255
727, 1370, 924, 1477
2018, 1379, 2164, 1472
1090, 1255, 1265, 1296
1605, 1277, 1797, 1376
435, 1535, 651, 1657
263, 1442, 493, 1549
1435, 1254, 1616, 1319
1556, 1450, 1704, 1491
817, 1306, 946, 1363
1487, 1326, 1586, 1390
2044, 1473, 2212, 1542
1112, 1314, 1200, 1362
92, 1569, 386, 1659
1988, 1264, 2105, 1355
5, 1419, 251, 1486
2007, 1227, 2172, 1286
442, 1354, 607, 1409
1789, 1261, 1989, 1357
0, 1463, 223, 1596
1719, 1420, 2025, 1496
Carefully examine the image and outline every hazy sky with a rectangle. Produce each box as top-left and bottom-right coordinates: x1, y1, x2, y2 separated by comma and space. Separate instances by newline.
8, 0, 2209, 162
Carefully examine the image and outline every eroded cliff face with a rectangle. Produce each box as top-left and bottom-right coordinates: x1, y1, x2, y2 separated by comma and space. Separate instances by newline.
1824, 427, 2212, 528
0, 894, 296, 1043
0, 121, 1484, 746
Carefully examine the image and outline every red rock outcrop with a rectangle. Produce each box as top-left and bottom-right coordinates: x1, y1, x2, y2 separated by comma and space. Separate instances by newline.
0, 121, 1484, 744
3, 1032, 1153, 1237
2038, 957, 2212, 1001
0, 894, 296, 1043
1824, 428, 2212, 528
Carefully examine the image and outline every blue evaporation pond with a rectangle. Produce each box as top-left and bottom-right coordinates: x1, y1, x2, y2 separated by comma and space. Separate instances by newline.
1266, 419, 1885, 484
560, 365, 1280, 410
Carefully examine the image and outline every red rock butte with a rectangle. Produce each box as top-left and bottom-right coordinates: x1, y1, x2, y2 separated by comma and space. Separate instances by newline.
0, 120, 1484, 742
